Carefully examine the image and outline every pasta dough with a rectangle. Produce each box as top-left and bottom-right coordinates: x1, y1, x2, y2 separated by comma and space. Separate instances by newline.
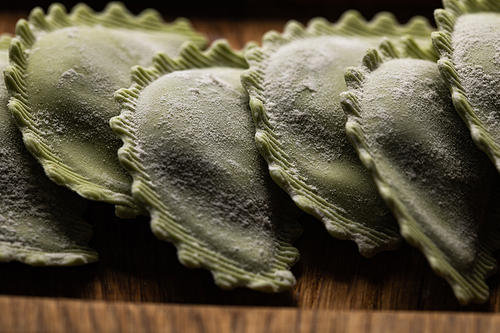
434, 0, 500, 173
5, 3, 207, 218
111, 41, 303, 291
342, 39, 500, 304
241, 12, 435, 257
0, 35, 98, 266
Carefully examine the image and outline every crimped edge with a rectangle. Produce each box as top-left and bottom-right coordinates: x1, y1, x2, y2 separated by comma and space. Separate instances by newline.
432, 0, 500, 172
27, 2, 206, 46
241, 12, 435, 257
341, 39, 500, 305
308, 10, 433, 40
4, 2, 207, 218
0, 242, 98, 266
0, 212, 99, 266
111, 40, 300, 292
0, 34, 11, 49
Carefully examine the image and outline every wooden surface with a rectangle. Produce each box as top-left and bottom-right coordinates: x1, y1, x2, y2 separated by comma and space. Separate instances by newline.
1, 7, 500, 333
1, 295, 500, 333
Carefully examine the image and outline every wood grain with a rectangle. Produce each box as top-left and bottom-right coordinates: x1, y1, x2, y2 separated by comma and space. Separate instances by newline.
2, 198, 498, 312
0, 8, 500, 332
1, 295, 500, 333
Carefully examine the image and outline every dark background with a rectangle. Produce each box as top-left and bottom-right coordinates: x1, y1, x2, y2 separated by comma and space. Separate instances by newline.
0, 0, 443, 24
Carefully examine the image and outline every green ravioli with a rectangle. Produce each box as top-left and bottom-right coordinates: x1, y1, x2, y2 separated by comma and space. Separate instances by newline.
0, 35, 98, 266
433, 0, 500, 174
111, 41, 303, 291
4, 3, 206, 218
241, 12, 435, 257
342, 39, 500, 304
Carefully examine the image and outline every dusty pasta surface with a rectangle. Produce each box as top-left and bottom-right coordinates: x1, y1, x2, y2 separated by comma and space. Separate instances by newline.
111, 41, 303, 291
4, 3, 207, 218
342, 40, 500, 304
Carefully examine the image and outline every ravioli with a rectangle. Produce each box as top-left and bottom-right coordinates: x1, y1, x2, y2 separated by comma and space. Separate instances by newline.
111, 40, 303, 291
341, 40, 500, 304
433, 0, 500, 175
0, 35, 98, 266
241, 12, 435, 257
4, 3, 207, 218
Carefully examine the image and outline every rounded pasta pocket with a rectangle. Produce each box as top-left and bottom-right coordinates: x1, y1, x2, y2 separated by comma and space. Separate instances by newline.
5, 3, 207, 218
241, 12, 435, 257
111, 40, 303, 291
0, 35, 98, 266
342, 39, 500, 305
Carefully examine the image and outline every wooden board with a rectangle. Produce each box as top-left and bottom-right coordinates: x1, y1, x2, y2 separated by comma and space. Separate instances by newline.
1, 296, 500, 333
0, 7, 500, 333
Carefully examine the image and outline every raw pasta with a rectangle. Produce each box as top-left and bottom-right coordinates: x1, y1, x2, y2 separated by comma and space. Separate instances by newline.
111, 40, 303, 291
4, 3, 207, 218
241, 12, 435, 257
0, 35, 98, 266
342, 39, 500, 304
